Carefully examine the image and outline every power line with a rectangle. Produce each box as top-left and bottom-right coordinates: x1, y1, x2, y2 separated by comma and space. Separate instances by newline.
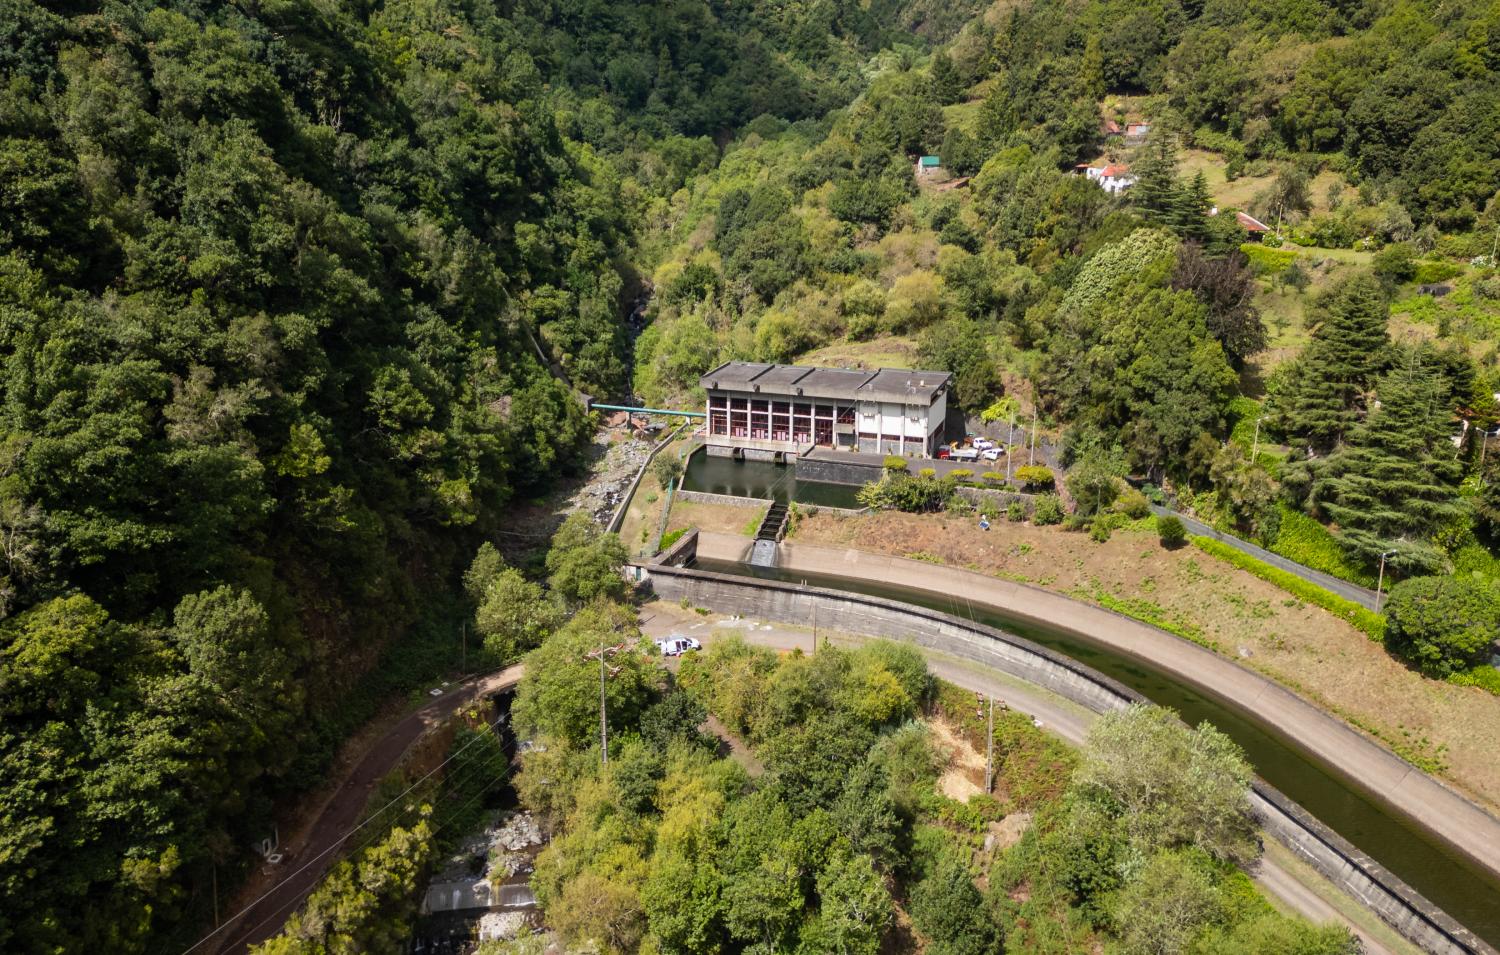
223, 737, 517, 952
181, 715, 508, 955
209, 721, 519, 953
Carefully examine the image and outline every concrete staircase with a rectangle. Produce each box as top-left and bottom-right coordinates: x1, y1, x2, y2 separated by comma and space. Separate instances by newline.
749, 502, 789, 567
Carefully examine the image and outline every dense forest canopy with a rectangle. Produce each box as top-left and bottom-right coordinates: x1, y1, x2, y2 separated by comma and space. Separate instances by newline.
0, 0, 991, 949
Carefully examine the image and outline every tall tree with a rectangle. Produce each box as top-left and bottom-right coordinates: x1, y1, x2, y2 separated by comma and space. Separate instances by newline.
1171, 245, 1266, 367
1313, 358, 1464, 572
1272, 274, 1391, 451
1131, 134, 1181, 220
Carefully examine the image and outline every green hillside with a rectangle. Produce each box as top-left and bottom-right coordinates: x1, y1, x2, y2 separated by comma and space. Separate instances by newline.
0, 0, 1497, 951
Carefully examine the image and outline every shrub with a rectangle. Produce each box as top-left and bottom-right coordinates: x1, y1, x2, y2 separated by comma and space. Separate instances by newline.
1239, 243, 1297, 276
1007, 500, 1025, 522
1033, 494, 1064, 525
1191, 538, 1385, 640
1267, 505, 1377, 587
1014, 464, 1055, 491
883, 455, 908, 471
1116, 488, 1150, 519
1413, 260, 1462, 285
659, 527, 689, 551
947, 468, 974, 482
1089, 519, 1113, 543
1157, 514, 1186, 548
1373, 242, 1417, 282
859, 473, 956, 513
1450, 665, 1500, 696
652, 453, 684, 489
919, 467, 937, 479
1063, 513, 1091, 532
981, 472, 1006, 485
1384, 576, 1500, 677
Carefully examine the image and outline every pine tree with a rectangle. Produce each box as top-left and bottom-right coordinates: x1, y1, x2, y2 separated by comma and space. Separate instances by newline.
1274, 274, 1391, 451
931, 50, 962, 105
1314, 358, 1463, 572
1131, 134, 1180, 220
1169, 171, 1213, 241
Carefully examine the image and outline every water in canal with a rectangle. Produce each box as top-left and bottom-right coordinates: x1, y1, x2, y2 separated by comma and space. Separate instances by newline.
682, 448, 862, 509
681, 461, 1500, 946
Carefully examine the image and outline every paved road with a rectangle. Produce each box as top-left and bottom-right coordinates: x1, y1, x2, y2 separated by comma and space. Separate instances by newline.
638, 603, 1411, 955
206, 665, 525, 955
1149, 504, 1380, 609
690, 532, 1500, 884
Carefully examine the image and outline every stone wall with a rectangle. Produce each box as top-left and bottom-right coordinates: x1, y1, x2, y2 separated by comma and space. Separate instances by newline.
636, 563, 1495, 955
795, 455, 883, 487
652, 528, 699, 567
674, 489, 771, 509
607, 423, 689, 534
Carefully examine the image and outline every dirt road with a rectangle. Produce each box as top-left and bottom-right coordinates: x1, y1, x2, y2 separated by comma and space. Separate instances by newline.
202, 665, 524, 955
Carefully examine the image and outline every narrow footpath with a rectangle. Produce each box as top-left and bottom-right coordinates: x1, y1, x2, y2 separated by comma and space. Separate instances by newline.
637, 603, 1417, 955
1150, 504, 1379, 608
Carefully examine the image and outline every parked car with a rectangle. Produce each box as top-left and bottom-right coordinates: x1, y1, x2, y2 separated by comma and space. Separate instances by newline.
655, 635, 701, 657
950, 446, 980, 462
981, 447, 1003, 461
972, 437, 995, 451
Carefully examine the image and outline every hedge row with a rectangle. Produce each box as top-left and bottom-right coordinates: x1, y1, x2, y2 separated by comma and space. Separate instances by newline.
1191, 536, 1387, 641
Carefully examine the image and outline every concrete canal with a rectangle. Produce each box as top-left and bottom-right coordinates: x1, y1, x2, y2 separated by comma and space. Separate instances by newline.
679, 456, 1500, 947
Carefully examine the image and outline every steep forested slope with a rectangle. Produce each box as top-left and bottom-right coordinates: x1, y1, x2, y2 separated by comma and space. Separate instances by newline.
0, 0, 973, 950
0, 1, 630, 950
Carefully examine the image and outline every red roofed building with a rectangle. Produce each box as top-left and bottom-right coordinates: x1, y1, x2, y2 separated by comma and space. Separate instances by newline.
1236, 211, 1272, 239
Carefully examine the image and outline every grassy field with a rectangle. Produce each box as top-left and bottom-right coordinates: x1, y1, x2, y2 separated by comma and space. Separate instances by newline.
793, 509, 1500, 813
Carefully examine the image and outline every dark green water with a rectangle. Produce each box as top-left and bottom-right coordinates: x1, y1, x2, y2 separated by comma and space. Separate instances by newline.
687, 493, 1500, 945
683, 449, 863, 509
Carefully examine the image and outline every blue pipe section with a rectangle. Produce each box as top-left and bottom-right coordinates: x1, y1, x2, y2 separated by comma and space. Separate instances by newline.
591, 403, 705, 418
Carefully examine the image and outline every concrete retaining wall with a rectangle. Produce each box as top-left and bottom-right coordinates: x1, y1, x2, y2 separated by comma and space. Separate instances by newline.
795, 455, 883, 486
675, 489, 772, 509
638, 563, 1495, 955
607, 423, 689, 534
653, 528, 700, 567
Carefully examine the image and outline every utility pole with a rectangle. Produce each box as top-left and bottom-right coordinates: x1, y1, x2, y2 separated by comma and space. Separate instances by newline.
1376, 550, 1396, 614
1251, 416, 1264, 461
811, 600, 818, 655
985, 696, 994, 793
460, 621, 466, 673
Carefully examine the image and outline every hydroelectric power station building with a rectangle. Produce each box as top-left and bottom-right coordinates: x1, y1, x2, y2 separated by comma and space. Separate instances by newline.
699, 361, 952, 461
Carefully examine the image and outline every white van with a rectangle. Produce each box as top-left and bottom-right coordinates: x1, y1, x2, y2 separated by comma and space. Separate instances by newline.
655, 636, 702, 657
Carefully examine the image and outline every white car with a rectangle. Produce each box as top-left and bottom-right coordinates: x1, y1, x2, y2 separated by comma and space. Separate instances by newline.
981, 446, 1004, 461
950, 446, 980, 462
656, 636, 701, 657
972, 437, 995, 450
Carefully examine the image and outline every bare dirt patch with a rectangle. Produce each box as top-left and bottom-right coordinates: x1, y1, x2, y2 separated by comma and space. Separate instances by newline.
793, 510, 1500, 813
930, 716, 987, 801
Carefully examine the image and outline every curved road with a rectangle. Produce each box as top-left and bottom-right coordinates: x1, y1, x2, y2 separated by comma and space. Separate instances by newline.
206, 665, 525, 955
691, 531, 1500, 882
